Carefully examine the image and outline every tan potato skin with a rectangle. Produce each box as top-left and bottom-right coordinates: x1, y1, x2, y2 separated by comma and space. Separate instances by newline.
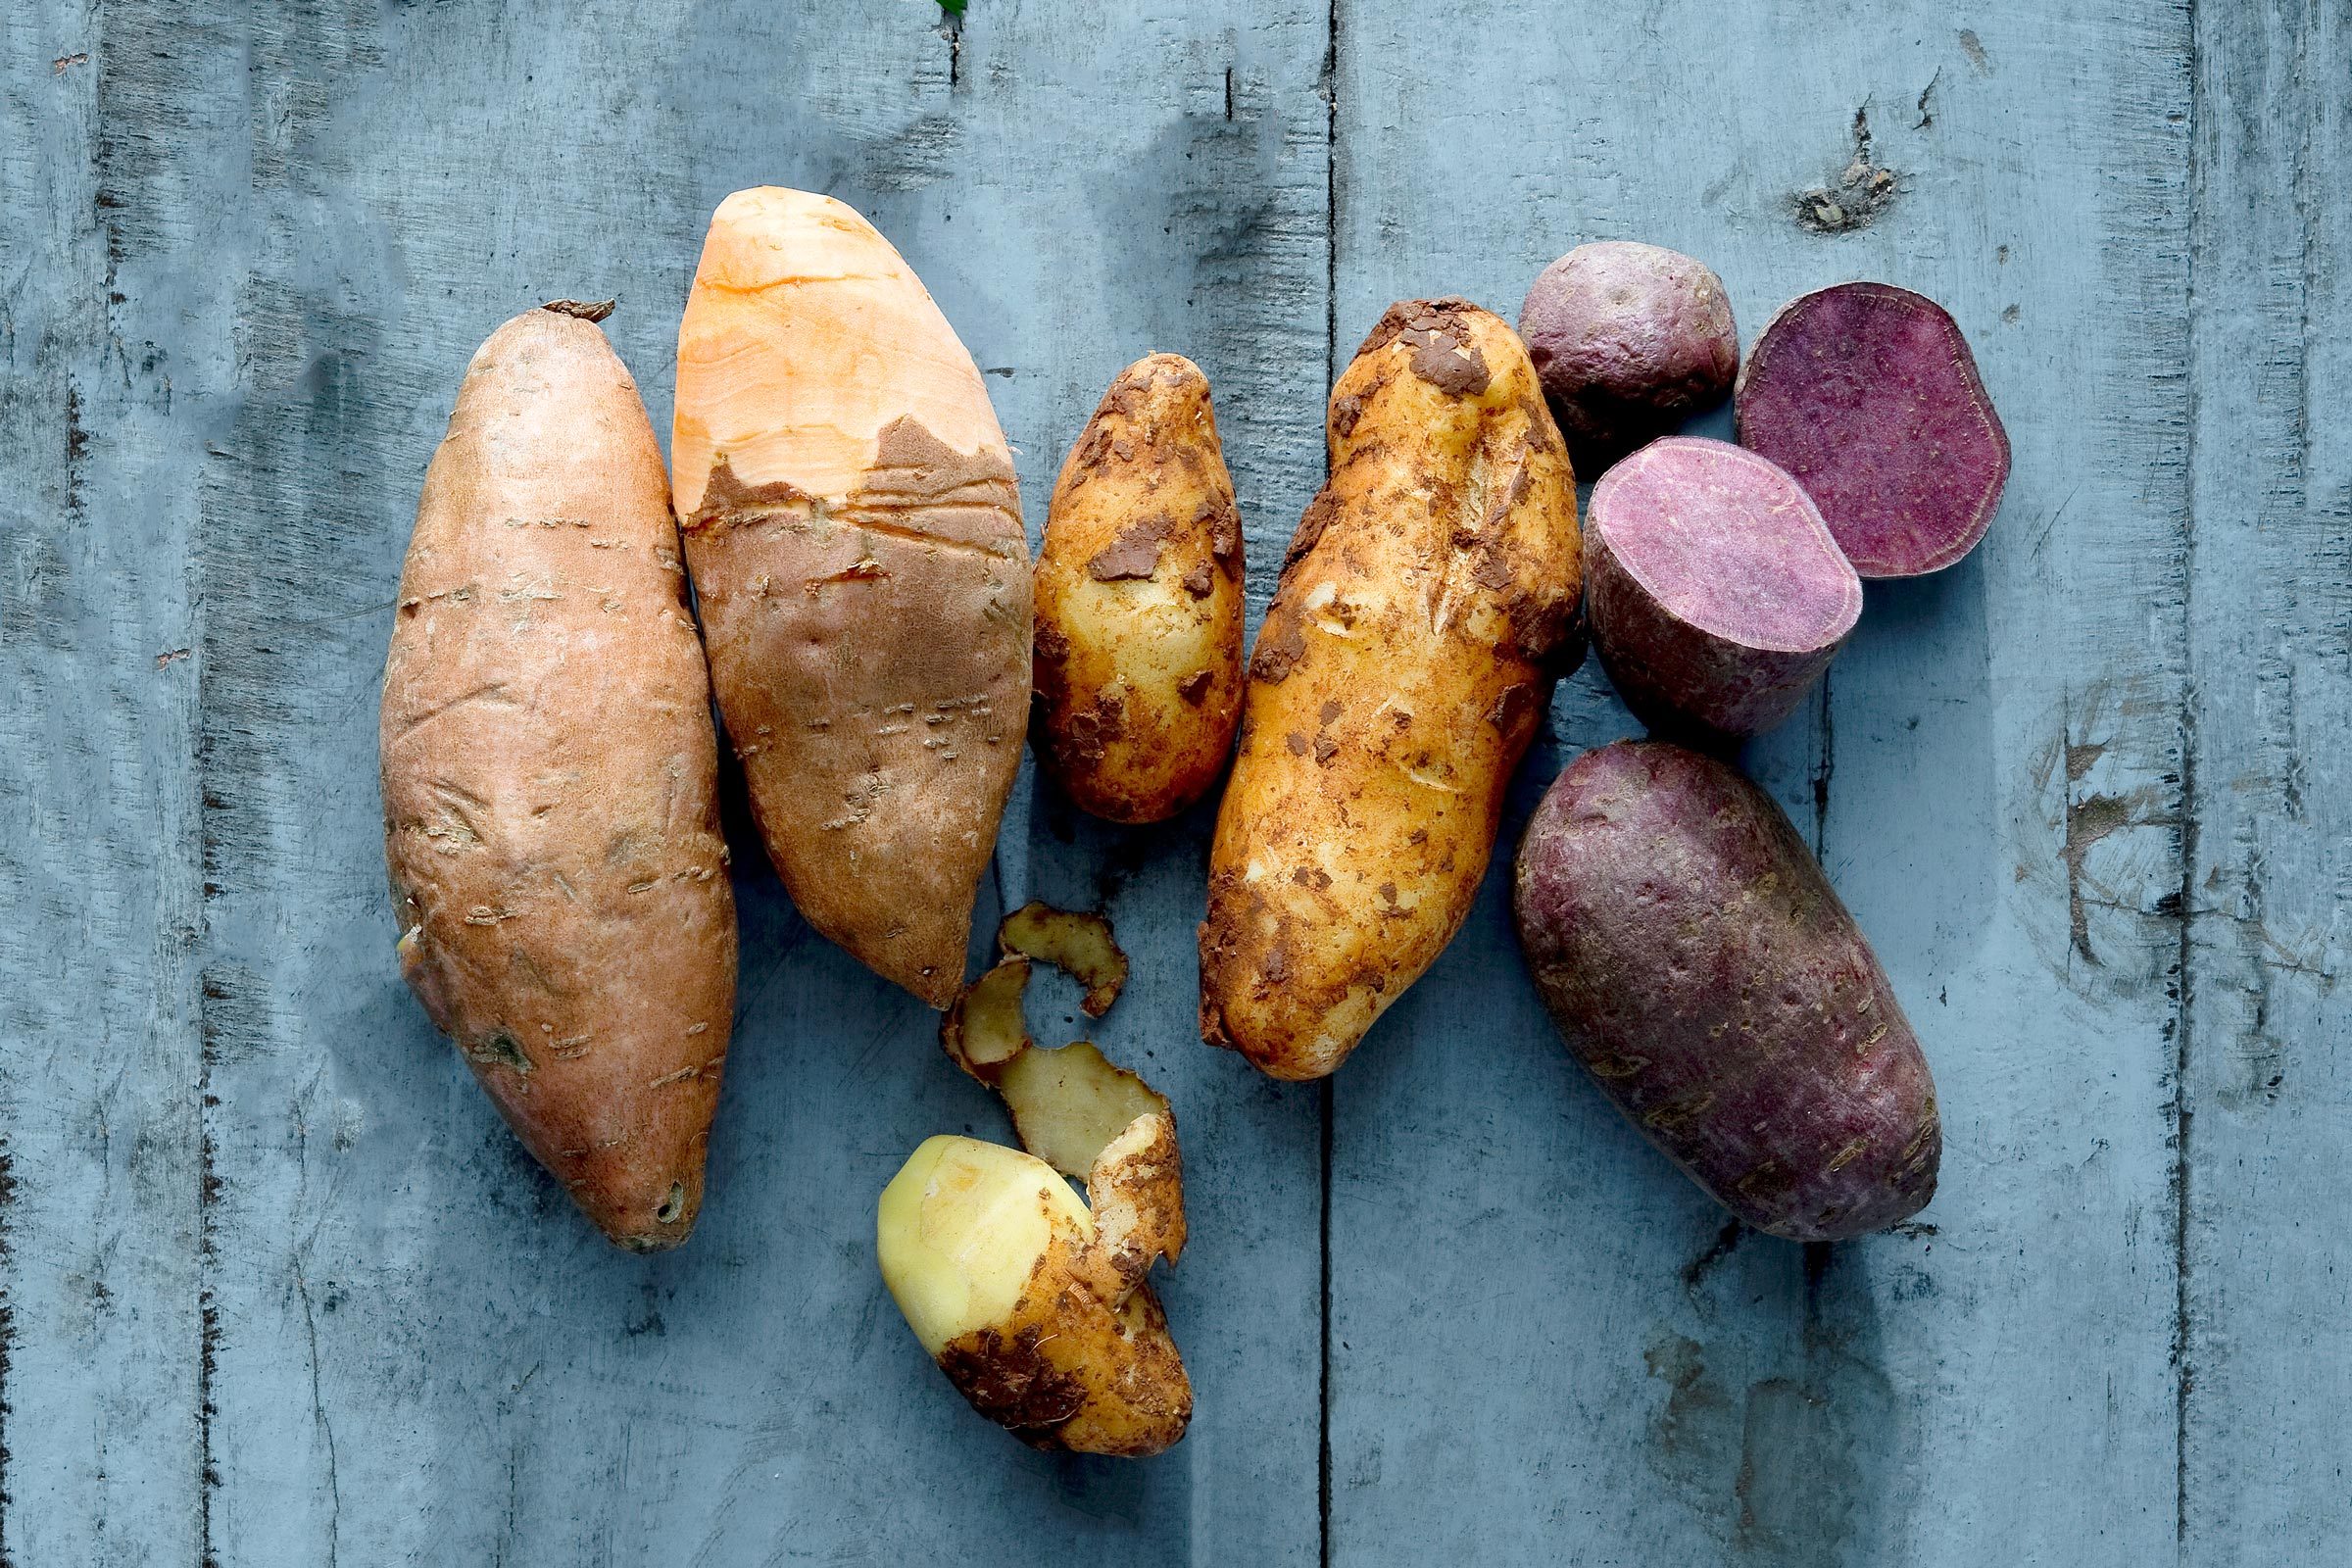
1200, 300, 1583, 1080
673, 188, 1029, 1006
1033, 355, 1245, 823
381, 304, 736, 1250
940, 1278, 1189, 1457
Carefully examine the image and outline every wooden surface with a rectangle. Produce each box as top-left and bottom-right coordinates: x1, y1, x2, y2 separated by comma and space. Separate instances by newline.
0, 1, 2340, 1561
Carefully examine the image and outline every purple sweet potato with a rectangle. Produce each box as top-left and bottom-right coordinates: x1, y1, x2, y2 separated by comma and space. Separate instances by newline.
1735, 281, 2009, 578
1512, 741, 1940, 1241
1518, 241, 1739, 476
1585, 437, 1860, 739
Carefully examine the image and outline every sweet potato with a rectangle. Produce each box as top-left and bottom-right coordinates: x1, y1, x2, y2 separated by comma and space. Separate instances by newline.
672, 187, 1029, 1006
1518, 241, 1740, 475
1735, 281, 2009, 577
1512, 741, 1939, 1241
1034, 355, 1246, 822
381, 301, 736, 1251
1585, 437, 1860, 739
1200, 299, 1583, 1081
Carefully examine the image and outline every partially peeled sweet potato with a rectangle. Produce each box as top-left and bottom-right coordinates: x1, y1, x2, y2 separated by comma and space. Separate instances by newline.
672, 188, 1029, 1006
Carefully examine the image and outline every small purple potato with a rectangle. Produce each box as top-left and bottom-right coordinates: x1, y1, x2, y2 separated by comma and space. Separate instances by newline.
1518, 242, 1740, 475
1586, 437, 1860, 739
1513, 741, 1940, 1242
1735, 282, 2010, 578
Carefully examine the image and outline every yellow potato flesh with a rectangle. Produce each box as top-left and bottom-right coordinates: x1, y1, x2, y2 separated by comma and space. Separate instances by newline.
999, 1043, 1170, 1179
876, 1136, 1091, 1356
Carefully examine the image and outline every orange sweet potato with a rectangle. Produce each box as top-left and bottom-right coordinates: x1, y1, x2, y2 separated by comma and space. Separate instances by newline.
672, 189, 1030, 1006
382, 302, 736, 1250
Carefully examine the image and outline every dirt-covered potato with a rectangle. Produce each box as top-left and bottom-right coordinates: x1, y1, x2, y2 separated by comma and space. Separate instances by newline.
1735, 281, 2009, 578
877, 1123, 1190, 1456
381, 302, 736, 1251
1034, 355, 1246, 823
1513, 741, 1940, 1241
1585, 436, 1861, 739
1200, 299, 1583, 1081
1518, 241, 1739, 474
671, 188, 1029, 1006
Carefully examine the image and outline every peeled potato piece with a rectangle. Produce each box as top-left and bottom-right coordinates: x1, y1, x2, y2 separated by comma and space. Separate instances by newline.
940, 956, 1034, 1075
877, 1126, 1190, 1455
904, 939, 1189, 1455
999, 1043, 1169, 1180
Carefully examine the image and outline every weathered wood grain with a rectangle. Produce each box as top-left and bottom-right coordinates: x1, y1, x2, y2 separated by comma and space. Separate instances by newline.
0, 6, 208, 1564
7, 0, 2351, 1561
1325, 5, 2194, 1562
46, 2, 1327, 1564
2182, 1, 2352, 1557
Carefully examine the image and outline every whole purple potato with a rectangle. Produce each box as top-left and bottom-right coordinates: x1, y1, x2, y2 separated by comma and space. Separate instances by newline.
1513, 741, 1940, 1241
1518, 242, 1740, 476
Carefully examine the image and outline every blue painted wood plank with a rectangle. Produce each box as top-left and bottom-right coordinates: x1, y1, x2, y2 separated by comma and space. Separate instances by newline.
0, 6, 208, 1563
52, 2, 1331, 1565
2182, 1, 2352, 1557
1324, 5, 2193, 1563
9, 0, 2352, 1561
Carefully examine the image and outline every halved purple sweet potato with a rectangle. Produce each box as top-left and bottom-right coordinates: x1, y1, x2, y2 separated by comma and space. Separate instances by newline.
1585, 437, 1860, 739
1512, 741, 1940, 1242
1735, 282, 2009, 578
